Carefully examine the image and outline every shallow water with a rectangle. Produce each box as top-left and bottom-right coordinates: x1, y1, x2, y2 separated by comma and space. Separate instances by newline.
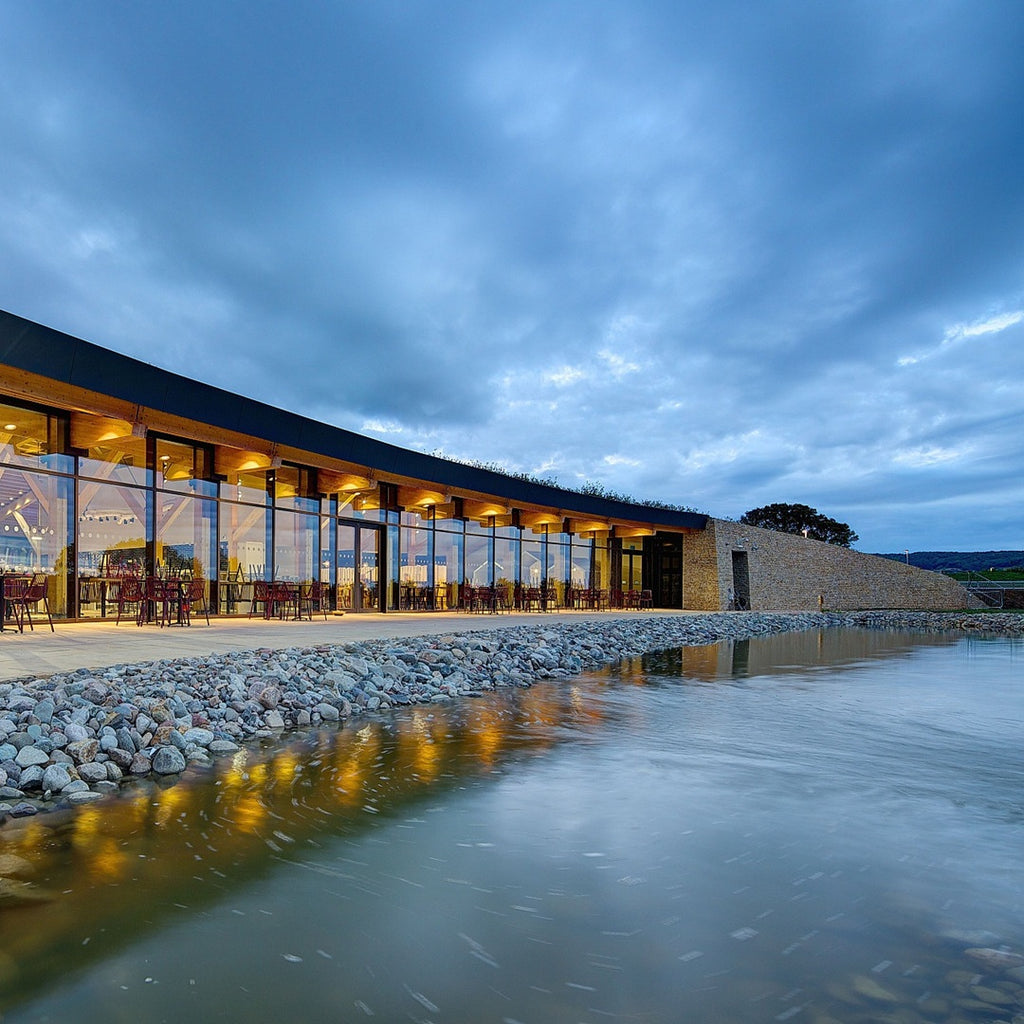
1, 628, 1021, 1022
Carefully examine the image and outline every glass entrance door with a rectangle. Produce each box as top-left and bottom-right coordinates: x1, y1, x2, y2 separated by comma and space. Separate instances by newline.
621, 545, 643, 592
337, 523, 382, 611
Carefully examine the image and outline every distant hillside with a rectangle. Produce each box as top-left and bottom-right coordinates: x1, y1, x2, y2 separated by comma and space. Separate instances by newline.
874, 550, 1024, 572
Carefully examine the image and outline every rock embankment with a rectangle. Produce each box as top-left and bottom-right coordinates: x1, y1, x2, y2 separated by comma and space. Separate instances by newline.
840, 610, 1024, 635
0, 610, 1020, 823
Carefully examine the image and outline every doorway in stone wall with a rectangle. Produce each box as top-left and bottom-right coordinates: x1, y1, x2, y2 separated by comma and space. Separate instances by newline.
731, 550, 750, 610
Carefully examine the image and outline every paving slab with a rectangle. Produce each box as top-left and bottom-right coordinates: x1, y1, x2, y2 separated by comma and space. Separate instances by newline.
0, 610, 686, 681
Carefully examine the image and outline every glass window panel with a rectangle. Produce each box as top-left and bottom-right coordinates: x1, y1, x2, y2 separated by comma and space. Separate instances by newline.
521, 536, 544, 588
77, 480, 150, 617
0, 402, 71, 473
400, 525, 432, 584
385, 523, 399, 611
432, 525, 462, 609
219, 499, 269, 582
358, 526, 381, 611
223, 469, 270, 507
155, 438, 215, 496
493, 527, 519, 609
336, 522, 356, 610
433, 514, 464, 533
274, 465, 300, 501
79, 435, 151, 487
593, 539, 610, 592
465, 529, 492, 586
274, 509, 319, 582
548, 533, 570, 606
155, 492, 216, 580
337, 489, 383, 521
320, 514, 334, 585
571, 536, 594, 587
272, 466, 317, 512
400, 508, 432, 527
0, 465, 72, 615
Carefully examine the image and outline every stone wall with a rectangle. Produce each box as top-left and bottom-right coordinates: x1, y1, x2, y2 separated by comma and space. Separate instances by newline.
682, 518, 970, 611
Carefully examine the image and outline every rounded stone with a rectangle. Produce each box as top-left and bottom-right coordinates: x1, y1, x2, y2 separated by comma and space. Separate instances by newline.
32, 699, 55, 724
66, 739, 100, 765
316, 702, 340, 722
77, 762, 108, 784
41, 764, 73, 793
66, 790, 105, 805
63, 722, 91, 743
183, 727, 215, 747
151, 746, 187, 775
15, 746, 49, 769
106, 747, 134, 770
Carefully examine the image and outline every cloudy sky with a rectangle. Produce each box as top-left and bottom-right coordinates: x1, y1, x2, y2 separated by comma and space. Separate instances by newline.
2, 2, 1022, 553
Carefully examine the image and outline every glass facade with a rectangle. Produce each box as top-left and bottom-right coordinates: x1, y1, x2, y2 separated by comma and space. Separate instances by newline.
0, 394, 679, 619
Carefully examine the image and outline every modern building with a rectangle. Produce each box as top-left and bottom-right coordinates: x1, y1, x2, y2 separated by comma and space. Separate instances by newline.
0, 309, 967, 619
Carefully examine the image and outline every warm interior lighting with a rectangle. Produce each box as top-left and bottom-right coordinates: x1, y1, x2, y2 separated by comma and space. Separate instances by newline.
463, 499, 509, 520
398, 486, 446, 509
3, 423, 16, 432
70, 413, 136, 447
215, 446, 275, 474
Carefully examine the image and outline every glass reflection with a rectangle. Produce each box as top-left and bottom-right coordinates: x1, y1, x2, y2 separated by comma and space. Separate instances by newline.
76, 480, 150, 591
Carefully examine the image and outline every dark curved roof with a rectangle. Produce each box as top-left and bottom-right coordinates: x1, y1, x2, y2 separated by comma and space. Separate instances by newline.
0, 308, 707, 531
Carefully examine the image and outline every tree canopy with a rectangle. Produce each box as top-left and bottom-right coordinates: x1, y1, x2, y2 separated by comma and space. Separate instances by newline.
739, 503, 858, 547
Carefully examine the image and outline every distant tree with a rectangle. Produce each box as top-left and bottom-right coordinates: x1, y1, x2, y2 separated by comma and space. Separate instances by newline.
739, 503, 858, 547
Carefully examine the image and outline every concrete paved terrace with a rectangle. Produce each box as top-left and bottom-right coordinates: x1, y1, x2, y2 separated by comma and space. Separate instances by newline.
0, 610, 689, 682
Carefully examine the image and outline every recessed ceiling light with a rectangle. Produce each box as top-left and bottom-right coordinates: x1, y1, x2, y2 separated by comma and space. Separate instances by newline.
3, 423, 17, 431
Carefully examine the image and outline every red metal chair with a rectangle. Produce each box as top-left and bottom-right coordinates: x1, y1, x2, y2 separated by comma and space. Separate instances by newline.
270, 581, 299, 620
299, 580, 329, 620
186, 578, 210, 625
115, 574, 144, 625
16, 574, 55, 632
2, 576, 28, 632
248, 579, 271, 619
144, 576, 175, 626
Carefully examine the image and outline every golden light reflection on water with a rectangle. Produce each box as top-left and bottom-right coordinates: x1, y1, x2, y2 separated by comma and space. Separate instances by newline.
152, 782, 188, 828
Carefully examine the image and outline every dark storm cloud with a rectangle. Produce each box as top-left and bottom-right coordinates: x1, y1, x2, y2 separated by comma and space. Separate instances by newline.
1, 0, 1021, 550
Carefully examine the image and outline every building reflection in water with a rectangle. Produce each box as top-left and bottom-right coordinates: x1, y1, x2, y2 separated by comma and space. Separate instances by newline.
0, 628, 959, 1012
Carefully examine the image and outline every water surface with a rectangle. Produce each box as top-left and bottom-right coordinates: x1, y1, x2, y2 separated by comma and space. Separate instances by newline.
1, 628, 1021, 1022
